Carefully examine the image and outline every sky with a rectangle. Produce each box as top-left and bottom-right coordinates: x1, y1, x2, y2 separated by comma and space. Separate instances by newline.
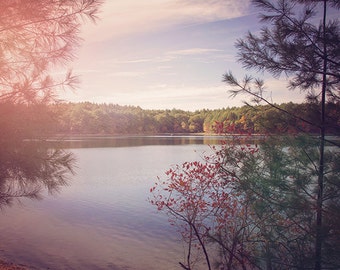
59, 0, 306, 111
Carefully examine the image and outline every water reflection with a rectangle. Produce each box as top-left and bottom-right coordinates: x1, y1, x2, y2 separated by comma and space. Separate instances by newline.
1, 144, 207, 269
0, 140, 75, 208
48, 135, 227, 148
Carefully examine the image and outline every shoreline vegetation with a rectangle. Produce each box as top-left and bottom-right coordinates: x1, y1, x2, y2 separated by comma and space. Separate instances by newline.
7, 101, 337, 137
51, 102, 338, 136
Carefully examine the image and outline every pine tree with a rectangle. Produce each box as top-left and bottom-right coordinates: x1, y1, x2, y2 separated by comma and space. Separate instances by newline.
223, 1, 340, 269
0, 0, 102, 207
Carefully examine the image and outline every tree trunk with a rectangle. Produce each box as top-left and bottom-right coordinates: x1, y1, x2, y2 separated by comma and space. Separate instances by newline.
314, 1, 327, 269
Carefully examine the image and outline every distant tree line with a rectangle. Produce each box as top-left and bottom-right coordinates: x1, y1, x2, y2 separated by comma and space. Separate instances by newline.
49, 101, 340, 135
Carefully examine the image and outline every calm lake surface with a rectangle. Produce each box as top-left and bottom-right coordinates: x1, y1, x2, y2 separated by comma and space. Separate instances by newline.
0, 136, 224, 270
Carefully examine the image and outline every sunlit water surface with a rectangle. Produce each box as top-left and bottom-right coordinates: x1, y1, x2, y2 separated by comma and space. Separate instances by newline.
0, 136, 222, 270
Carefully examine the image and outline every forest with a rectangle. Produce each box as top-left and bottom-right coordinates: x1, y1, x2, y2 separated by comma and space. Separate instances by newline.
49, 101, 340, 135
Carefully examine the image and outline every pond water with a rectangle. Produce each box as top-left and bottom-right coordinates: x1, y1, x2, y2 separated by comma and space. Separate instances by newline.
0, 136, 223, 270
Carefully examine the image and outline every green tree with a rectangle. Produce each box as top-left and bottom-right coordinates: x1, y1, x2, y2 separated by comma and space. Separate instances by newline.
223, 0, 340, 269
189, 114, 204, 133
155, 111, 175, 133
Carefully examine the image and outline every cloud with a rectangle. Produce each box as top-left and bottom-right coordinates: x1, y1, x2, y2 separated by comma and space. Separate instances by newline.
110, 71, 146, 78
263, 78, 306, 103
166, 48, 223, 56
113, 59, 153, 64
102, 47, 225, 68
81, 0, 251, 42
136, 84, 246, 110
170, 0, 250, 22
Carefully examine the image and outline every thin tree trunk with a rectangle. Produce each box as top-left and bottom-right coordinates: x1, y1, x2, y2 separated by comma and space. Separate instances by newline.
314, 1, 327, 269
192, 223, 212, 270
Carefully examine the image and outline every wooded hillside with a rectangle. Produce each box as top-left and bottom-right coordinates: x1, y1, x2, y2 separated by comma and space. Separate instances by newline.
51, 102, 340, 135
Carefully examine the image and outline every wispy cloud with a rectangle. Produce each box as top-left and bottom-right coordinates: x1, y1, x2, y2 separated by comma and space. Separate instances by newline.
118, 48, 225, 64
170, 0, 251, 22
166, 48, 223, 56
82, 0, 251, 42
112, 59, 153, 64
130, 84, 247, 110
110, 71, 146, 78
263, 78, 306, 103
